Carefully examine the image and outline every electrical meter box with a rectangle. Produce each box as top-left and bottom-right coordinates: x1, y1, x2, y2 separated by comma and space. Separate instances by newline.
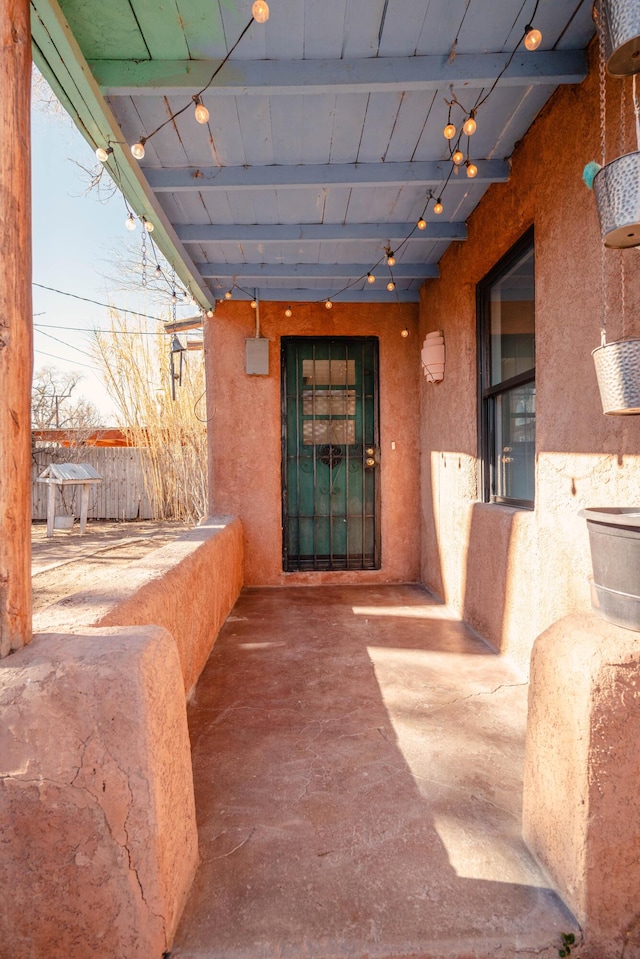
246, 337, 270, 375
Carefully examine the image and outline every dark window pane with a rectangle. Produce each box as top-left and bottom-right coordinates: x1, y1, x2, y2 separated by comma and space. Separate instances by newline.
489, 248, 535, 386
493, 383, 536, 502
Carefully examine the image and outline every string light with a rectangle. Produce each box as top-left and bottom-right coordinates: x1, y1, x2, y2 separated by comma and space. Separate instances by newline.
143, 218, 154, 233
131, 140, 146, 160
207, 309, 215, 318
125, 213, 137, 231
171, 291, 178, 303
444, 123, 456, 140
417, 218, 427, 230
252, 0, 269, 22
325, 299, 333, 309
386, 250, 396, 267
95, 146, 113, 162
387, 280, 395, 291
285, 306, 292, 317
463, 111, 477, 136
251, 300, 258, 309
452, 149, 464, 165
154, 265, 162, 278
224, 290, 233, 299
524, 25, 542, 50
434, 198, 444, 214
401, 328, 410, 338
367, 273, 375, 284
194, 97, 210, 124
466, 161, 478, 178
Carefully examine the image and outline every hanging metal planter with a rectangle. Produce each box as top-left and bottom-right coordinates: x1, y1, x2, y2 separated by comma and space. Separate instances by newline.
592, 336, 640, 413
593, 151, 640, 247
596, 0, 640, 77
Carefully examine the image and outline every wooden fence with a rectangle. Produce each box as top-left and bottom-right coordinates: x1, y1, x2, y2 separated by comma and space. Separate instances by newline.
32, 447, 154, 521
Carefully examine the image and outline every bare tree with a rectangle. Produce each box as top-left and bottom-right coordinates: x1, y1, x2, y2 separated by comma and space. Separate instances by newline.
32, 366, 101, 430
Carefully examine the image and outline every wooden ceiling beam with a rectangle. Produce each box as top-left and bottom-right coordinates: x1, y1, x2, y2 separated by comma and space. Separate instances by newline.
216, 288, 421, 303
147, 160, 508, 192
178, 222, 466, 243
196, 262, 439, 280
91, 50, 587, 97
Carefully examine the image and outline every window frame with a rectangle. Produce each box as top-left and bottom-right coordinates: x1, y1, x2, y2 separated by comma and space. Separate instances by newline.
477, 228, 535, 510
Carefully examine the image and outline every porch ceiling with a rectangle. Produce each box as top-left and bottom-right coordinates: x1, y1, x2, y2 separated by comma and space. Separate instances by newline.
31, 0, 593, 309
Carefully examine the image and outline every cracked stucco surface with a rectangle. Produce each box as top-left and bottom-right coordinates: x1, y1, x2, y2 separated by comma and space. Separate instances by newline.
0, 625, 198, 959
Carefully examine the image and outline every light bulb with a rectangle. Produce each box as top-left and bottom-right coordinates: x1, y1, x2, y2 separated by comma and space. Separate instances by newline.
443, 123, 456, 140
131, 140, 146, 160
224, 290, 233, 300
171, 292, 178, 303
463, 114, 477, 136
252, 0, 269, 22
417, 218, 427, 230
144, 219, 154, 233
285, 307, 292, 317
206, 309, 215, 318
387, 252, 396, 266
95, 146, 112, 162
401, 328, 410, 338
125, 213, 137, 231
452, 149, 464, 165
387, 281, 395, 291
466, 161, 478, 178
434, 199, 444, 215
524, 25, 542, 51
251, 300, 257, 309
325, 299, 333, 309
154, 265, 162, 278
194, 99, 210, 124
367, 273, 375, 284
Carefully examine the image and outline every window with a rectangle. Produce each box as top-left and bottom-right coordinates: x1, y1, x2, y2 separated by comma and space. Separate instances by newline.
477, 230, 535, 508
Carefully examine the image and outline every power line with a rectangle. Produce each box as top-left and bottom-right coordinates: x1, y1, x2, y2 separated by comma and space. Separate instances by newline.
33, 282, 170, 322
34, 321, 162, 337
35, 327, 99, 360
33, 347, 102, 372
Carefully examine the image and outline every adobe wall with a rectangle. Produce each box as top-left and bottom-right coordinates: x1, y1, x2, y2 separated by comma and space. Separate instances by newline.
0, 625, 198, 959
524, 614, 640, 957
205, 302, 420, 586
419, 44, 640, 673
37, 515, 244, 696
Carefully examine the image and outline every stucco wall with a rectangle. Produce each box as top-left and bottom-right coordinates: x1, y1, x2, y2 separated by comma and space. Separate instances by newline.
419, 44, 640, 672
205, 302, 420, 586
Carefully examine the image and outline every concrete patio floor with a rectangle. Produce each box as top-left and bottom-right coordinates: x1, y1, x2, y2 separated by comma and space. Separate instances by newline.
172, 585, 577, 959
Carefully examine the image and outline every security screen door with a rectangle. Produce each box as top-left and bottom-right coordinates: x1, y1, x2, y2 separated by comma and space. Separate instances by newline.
282, 337, 380, 571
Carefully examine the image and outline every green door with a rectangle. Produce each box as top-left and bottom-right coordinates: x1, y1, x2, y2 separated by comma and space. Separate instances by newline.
282, 337, 380, 571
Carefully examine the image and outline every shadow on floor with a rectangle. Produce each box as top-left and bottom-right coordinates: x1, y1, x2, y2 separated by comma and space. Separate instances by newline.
172, 584, 576, 959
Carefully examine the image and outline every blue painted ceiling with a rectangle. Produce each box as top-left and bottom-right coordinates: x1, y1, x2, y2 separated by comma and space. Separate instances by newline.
32, 0, 593, 307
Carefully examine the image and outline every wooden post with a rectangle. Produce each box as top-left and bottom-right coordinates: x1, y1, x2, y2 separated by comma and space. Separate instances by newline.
0, 0, 33, 656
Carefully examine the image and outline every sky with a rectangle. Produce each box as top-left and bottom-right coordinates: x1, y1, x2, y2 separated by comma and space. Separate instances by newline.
31, 74, 190, 425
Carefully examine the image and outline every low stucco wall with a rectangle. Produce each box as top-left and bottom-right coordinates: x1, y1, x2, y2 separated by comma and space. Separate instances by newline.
523, 613, 640, 958
38, 515, 244, 695
0, 517, 244, 956
0, 625, 198, 959
418, 43, 640, 673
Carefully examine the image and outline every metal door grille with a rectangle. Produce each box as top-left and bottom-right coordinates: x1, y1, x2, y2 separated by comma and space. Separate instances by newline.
282, 337, 380, 572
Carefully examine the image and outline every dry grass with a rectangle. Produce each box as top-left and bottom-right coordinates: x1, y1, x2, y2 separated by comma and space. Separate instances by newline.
93, 311, 208, 524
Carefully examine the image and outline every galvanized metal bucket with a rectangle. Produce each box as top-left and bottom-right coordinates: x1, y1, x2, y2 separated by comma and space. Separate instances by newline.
593, 151, 640, 248
595, 0, 640, 76
592, 337, 640, 413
